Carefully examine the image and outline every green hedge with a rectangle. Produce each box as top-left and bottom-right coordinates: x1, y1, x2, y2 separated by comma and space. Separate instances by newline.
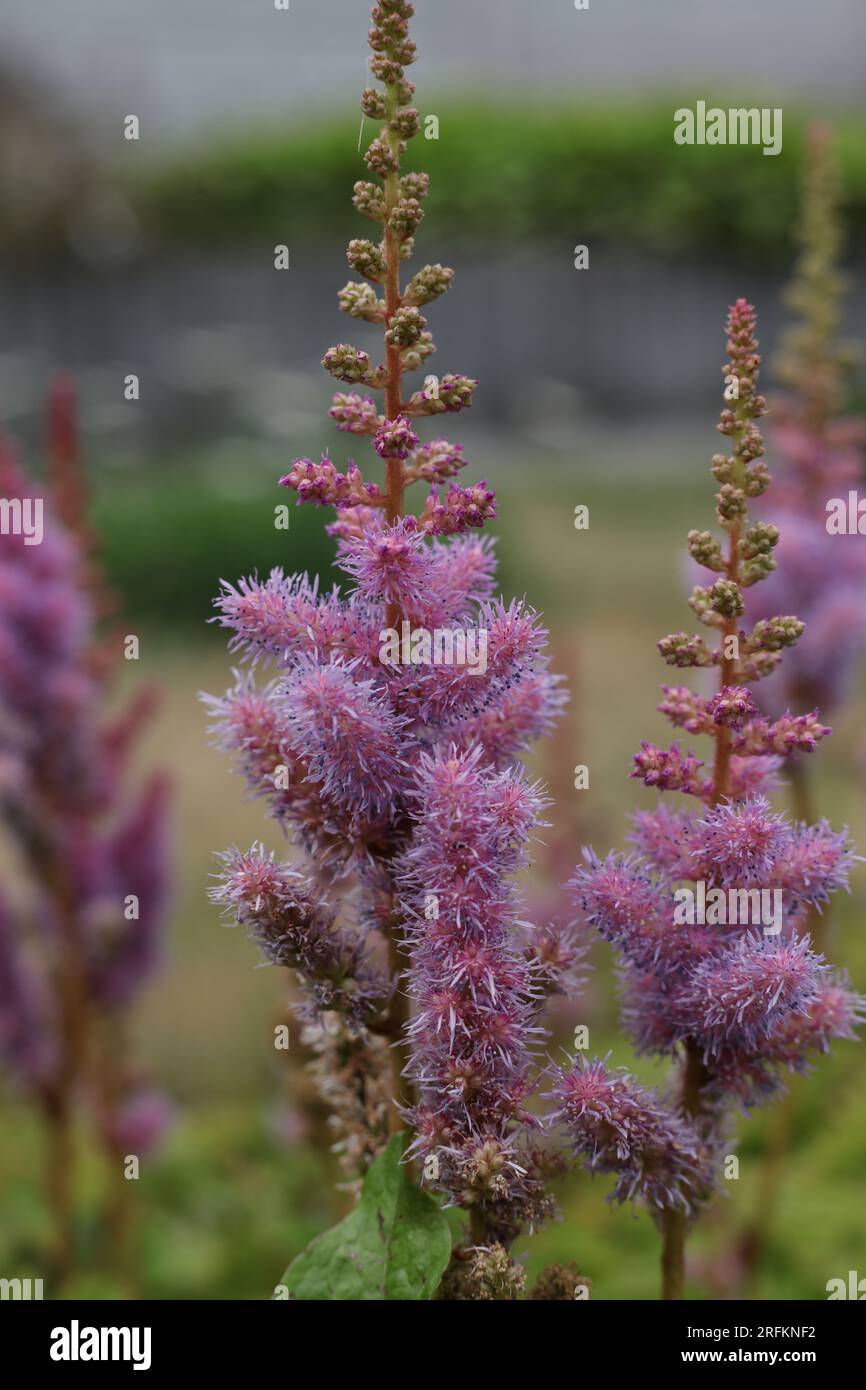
137, 103, 866, 265
91, 471, 336, 632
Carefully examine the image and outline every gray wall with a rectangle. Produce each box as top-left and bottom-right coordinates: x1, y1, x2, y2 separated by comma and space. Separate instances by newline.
3, 1, 865, 150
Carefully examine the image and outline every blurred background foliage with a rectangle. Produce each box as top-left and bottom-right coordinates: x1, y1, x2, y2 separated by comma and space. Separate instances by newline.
136, 105, 866, 266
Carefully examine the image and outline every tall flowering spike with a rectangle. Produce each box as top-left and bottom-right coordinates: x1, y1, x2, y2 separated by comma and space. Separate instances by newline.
562, 302, 862, 1301
0, 423, 172, 1284
649, 300, 838, 806
279, 0, 488, 534
207, 4, 569, 1281
776, 125, 852, 433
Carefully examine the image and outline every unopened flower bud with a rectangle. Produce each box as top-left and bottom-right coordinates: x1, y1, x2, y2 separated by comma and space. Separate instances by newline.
373, 415, 420, 460
390, 108, 420, 140
385, 305, 427, 347
657, 631, 714, 668
437, 374, 477, 411
741, 521, 779, 557
370, 54, 406, 85
743, 461, 771, 496
347, 238, 386, 281
404, 263, 454, 306
715, 483, 747, 524
388, 196, 424, 240
400, 330, 435, 372
363, 136, 400, 177
322, 344, 373, 385
329, 393, 382, 435
686, 529, 725, 572
338, 281, 385, 321
400, 171, 429, 201
750, 615, 806, 652
708, 578, 744, 618
353, 180, 386, 221
360, 87, 387, 120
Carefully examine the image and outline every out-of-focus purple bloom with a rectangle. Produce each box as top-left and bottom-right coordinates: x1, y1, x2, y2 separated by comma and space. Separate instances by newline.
0, 892, 56, 1085
101, 1087, 175, 1157
745, 510, 866, 714
0, 434, 172, 1158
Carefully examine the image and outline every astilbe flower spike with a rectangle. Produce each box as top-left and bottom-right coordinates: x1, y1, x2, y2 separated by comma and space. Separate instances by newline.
551, 302, 863, 1301
207, 3, 580, 1295
0, 392, 172, 1286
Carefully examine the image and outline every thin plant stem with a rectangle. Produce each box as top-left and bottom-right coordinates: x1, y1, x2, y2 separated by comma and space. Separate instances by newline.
379, 75, 415, 1129
661, 356, 747, 1299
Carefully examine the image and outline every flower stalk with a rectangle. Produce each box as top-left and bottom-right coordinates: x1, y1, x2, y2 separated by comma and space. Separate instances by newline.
557, 301, 862, 1302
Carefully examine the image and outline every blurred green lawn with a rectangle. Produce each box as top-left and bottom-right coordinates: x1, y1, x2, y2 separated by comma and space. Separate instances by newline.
2, 468, 864, 1299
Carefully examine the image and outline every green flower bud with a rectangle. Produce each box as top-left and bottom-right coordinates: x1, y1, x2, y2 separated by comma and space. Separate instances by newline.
400, 171, 429, 201
657, 631, 715, 668
741, 522, 780, 559
749, 615, 806, 652
363, 136, 400, 177
399, 330, 436, 372
403, 263, 454, 306
360, 87, 387, 120
338, 282, 385, 321
347, 239, 387, 282
743, 461, 771, 496
715, 484, 748, 524
321, 343, 374, 385
388, 197, 424, 239
708, 578, 744, 618
686, 529, 725, 572
385, 306, 427, 348
389, 108, 420, 140
353, 181, 386, 221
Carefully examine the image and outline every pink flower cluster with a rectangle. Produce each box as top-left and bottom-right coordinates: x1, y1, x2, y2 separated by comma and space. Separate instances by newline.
209, 514, 571, 1229
550, 302, 863, 1234
571, 796, 860, 1105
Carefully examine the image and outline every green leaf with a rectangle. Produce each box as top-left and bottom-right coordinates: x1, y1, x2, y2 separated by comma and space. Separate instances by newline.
279, 1133, 451, 1300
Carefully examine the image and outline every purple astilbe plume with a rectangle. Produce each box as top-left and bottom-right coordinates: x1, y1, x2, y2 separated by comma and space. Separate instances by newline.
394, 748, 568, 1243
550, 302, 863, 1300
0, 390, 172, 1285
207, 3, 586, 1295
